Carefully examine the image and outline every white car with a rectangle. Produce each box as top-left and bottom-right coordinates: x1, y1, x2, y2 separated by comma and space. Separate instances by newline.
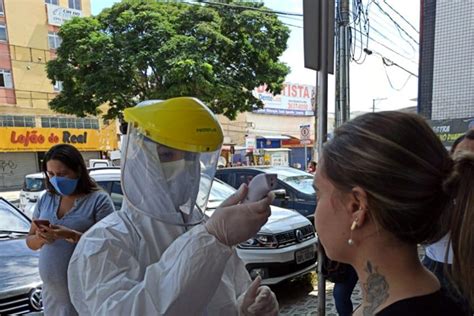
21, 167, 318, 285
19, 172, 46, 218
205, 179, 318, 285
19, 168, 122, 216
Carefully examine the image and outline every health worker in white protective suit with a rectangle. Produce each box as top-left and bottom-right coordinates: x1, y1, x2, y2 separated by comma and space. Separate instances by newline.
67, 97, 279, 315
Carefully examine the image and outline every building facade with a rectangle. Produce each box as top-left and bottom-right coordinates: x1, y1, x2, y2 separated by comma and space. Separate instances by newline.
217, 82, 318, 169
0, 0, 118, 189
418, 0, 474, 148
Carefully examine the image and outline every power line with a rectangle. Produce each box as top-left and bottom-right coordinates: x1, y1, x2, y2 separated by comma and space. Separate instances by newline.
372, 1, 419, 45
282, 22, 303, 29
352, 41, 416, 78
382, 61, 413, 91
352, 27, 418, 65
382, 0, 419, 34
347, 8, 417, 63
381, 55, 417, 77
368, 13, 418, 55
186, 1, 303, 17
277, 15, 304, 22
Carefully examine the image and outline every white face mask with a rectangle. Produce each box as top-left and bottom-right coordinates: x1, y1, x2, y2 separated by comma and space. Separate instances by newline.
161, 159, 186, 181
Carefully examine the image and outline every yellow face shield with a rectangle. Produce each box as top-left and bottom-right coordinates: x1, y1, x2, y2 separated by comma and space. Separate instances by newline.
121, 97, 224, 226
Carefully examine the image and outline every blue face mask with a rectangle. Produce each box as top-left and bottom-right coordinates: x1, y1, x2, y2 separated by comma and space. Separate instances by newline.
49, 176, 79, 196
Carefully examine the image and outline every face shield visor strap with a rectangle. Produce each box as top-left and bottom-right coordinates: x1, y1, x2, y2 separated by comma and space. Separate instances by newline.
120, 124, 206, 227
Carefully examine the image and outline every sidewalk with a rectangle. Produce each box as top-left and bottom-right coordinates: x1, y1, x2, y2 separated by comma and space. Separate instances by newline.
279, 280, 362, 315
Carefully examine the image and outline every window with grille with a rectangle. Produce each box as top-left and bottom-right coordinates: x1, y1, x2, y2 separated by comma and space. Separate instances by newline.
0, 115, 35, 127
0, 69, 13, 88
48, 32, 62, 49
0, 24, 7, 41
41, 117, 99, 129
68, 0, 81, 10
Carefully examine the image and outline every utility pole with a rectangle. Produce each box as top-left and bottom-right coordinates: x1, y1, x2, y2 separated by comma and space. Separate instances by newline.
316, 0, 329, 310
303, 1, 334, 314
372, 97, 387, 112
335, 0, 350, 128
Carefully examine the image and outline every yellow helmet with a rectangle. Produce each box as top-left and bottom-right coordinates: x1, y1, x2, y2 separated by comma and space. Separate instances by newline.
123, 97, 223, 153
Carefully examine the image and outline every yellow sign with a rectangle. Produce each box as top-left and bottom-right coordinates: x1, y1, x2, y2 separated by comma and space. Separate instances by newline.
0, 127, 116, 152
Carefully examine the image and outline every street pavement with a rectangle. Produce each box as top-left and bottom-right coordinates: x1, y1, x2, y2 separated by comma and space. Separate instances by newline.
274, 273, 362, 315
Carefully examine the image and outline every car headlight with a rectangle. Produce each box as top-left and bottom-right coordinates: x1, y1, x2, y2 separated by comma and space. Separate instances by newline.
238, 234, 278, 249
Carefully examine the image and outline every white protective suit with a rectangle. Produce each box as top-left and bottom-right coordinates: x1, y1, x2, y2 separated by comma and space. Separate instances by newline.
67, 132, 252, 315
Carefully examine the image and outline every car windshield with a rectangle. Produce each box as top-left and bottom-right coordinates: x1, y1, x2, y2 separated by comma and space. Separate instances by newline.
0, 199, 30, 233
281, 175, 315, 195
24, 177, 45, 192
264, 168, 315, 195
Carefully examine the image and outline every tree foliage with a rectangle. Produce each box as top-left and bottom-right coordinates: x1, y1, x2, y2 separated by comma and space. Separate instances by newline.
47, 0, 290, 120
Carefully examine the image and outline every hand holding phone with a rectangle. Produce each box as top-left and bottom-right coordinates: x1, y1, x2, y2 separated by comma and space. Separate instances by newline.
244, 173, 278, 203
33, 219, 51, 228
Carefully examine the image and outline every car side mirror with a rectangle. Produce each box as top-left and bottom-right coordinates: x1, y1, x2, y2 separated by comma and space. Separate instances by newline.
272, 188, 287, 199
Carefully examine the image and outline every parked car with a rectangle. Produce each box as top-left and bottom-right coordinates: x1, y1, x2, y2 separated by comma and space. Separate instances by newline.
88, 167, 123, 211
89, 159, 113, 168
205, 179, 317, 285
19, 173, 46, 217
19, 168, 122, 217
21, 167, 318, 285
215, 166, 316, 220
0, 198, 43, 314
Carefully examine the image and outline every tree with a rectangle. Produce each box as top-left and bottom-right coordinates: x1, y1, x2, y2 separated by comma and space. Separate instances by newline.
47, 0, 290, 120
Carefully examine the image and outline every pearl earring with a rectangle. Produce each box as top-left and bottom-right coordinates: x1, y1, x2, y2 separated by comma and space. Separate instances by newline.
348, 220, 357, 246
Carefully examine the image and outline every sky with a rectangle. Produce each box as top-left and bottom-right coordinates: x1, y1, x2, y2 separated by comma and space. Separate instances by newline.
91, 0, 420, 114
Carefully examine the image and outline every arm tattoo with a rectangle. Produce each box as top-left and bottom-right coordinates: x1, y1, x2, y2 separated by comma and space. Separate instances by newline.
363, 261, 389, 316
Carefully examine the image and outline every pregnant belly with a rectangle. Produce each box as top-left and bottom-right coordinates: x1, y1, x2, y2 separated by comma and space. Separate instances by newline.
39, 241, 76, 289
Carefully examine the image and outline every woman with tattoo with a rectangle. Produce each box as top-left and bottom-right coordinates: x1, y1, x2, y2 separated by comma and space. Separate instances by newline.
313, 112, 473, 315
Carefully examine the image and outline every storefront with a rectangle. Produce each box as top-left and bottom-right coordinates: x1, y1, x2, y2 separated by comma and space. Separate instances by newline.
430, 117, 474, 149
282, 137, 314, 170
0, 127, 118, 190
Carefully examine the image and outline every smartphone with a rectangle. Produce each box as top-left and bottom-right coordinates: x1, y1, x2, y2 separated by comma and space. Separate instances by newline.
33, 219, 51, 228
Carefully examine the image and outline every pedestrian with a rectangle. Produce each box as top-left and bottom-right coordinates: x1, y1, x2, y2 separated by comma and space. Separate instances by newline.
67, 97, 279, 315
26, 144, 115, 316
333, 264, 358, 316
314, 112, 473, 315
423, 129, 474, 314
